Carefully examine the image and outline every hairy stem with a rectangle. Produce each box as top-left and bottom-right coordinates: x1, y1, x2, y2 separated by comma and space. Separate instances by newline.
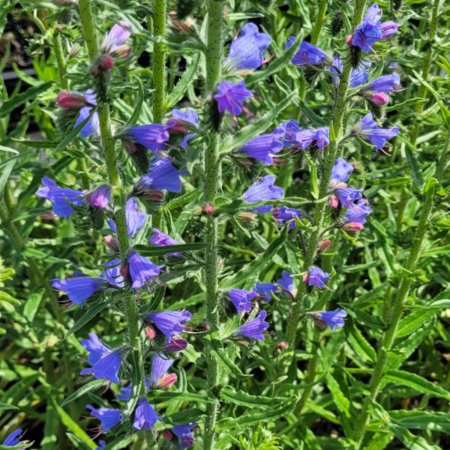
78, 0, 145, 394
203, 1, 223, 449
153, 0, 166, 123
283, 0, 368, 411
310, 0, 328, 45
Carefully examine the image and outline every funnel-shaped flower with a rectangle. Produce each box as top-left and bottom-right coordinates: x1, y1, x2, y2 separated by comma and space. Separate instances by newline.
243, 175, 284, 203
133, 398, 159, 431
214, 80, 253, 116
52, 277, 106, 305
236, 310, 269, 341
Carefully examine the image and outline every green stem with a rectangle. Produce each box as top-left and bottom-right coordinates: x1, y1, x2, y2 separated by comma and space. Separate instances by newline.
283, 0, 367, 410
53, 32, 68, 90
153, 0, 166, 123
310, 0, 328, 45
203, 2, 223, 449
78, 0, 144, 393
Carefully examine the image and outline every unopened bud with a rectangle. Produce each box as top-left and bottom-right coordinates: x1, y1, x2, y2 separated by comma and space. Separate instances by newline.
156, 373, 177, 389
346, 35, 353, 46
111, 44, 131, 59
277, 341, 287, 350
318, 239, 332, 253
329, 195, 339, 209
104, 235, 120, 252
368, 92, 390, 106
165, 338, 187, 352
145, 325, 157, 340
98, 54, 115, 70
163, 430, 174, 442
203, 203, 214, 215
342, 222, 364, 232
56, 91, 88, 109
119, 262, 129, 278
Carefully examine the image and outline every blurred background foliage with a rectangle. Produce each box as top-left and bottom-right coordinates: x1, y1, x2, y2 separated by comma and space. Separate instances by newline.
0, 0, 449, 449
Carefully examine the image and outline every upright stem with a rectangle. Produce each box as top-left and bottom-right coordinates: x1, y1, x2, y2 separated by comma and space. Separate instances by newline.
310, 0, 328, 45
283, 0, 367, 412
203, 2, 223, 449
53, 32, 68, 90
78, 0, 144, 393
153, 0, 166, 123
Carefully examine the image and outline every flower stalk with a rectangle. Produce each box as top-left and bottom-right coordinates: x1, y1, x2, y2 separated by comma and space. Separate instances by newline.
203, 1, 223, 449
153, 0, 166, 123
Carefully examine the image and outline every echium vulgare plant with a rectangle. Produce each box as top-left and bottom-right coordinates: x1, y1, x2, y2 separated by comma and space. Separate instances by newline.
1, 0, 450, 449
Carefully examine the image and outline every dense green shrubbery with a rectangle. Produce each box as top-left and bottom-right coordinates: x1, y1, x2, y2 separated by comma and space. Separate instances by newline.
0, 0, 449, 449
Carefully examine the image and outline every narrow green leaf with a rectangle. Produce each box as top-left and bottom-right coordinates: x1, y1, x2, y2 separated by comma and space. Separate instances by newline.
390, 410, 450, 434
23, 289, 45, 323
221, 387, 288, 408
67, 300, 110, 336
167, 54, 200, 108
126, 78, 144, 126
325, 373, 351, 418
61, 380, 108, 407
135, 242, 206, 256
55, 110, 95, 152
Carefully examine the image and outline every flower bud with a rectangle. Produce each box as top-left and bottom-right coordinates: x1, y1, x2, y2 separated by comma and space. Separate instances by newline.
329, 195, 339, 209
203, 203, 214, 215
346, 35, 353, 46
155, 373, 177, 389
342, 222, 364, 232
368, 92, 390, 106
145, 325, 157, 340
162, 430, 174, 442
56, 91, 88, 109
318, 239, 332, 253
88, 185, 111, 209
277, 341, 287, 350
164, 338, 187, 352
104, 235, 120, 252
98, 54, 115, 70
380, 21, 399, 40
111, 45, 131, 59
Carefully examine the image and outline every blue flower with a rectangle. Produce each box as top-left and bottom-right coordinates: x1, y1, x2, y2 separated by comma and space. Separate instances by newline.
36, 177, 85, 219
277, 270, 296, 297
133, 398, 159, 430
380, 21, 399, 39
305, 266, 329, 288
226, 289, 258, 314
317, 309, 347, 330
226, 23, 271, 71
295, 127, 330, 150
336, 187, 363, 208
288, 38, 332, 66
102, 259, 125, 288
170, 109, 199, 128
172, 423, 197, 449
125, 124, 169, 154
150, 353, 176, 389
109, 197, 146, 238
128, 250, 161, 289
89, 185, 111, 209
2, 428, 23, 446
243, 175, 284, 203
80, 334, 123, 383
239, 133, 283, 165
138, 157, 183, 193
331, 56, 370, 88
354, 113, 399, 149
344, 199, 372, 224
149, 228, 181, 257
273, 119, 302, 147
367, 73, 401, 93
52, 277, 106, 305
86, 404, 122, 432
254, 283, 277, 302
101, 20, 132, 54
144, 310, 192, 341
214, 80, 253, 116
273, 206, 301, 229
236, 310, 269, 341
331, 157, 354, 184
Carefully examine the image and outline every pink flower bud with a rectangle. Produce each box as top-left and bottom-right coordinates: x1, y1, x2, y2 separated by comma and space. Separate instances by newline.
104, 235, 120, 252
119, 262, 129, 278
277, 341, 287, 350
346, 35, 353, 46
145, 325, 157, 340
329, 195, 339, 209
162, 430, 174, 442
203, 203, 214, 215
342, 222, 364, 232
368, 92, 390, 106
56, 91, 87, 108
318, 239, 332, 253
111, 44, 131, 59
303, 274, 309, 284
98, 55, 115, 70
156, 373, 177, 389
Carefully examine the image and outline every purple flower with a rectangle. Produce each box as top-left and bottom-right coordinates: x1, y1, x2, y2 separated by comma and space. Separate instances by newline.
165, 338, 188, 353
354, 113, 399, 149
239, 133, 283, 165
150, 354, 176, 389
214, 80, 253, 116
75, 105, 100, 138
277, 270, 296, 297
145, 310, 192, 341
380, 21, 399, 39
80, 334, 123, 383
273, 119, 302, 147
317, 309, 347, 330
252, 205, 273, 214
170, 109, 199, 128
52, 277, 106, 305
36, 177, 85, 219
226, 22, 271, 70
295, 127, 330, 150
331, 56, 370, 88
305, 266, 329, 288
226, 289, 258, 314
336, 187, 363, 208
331, 157, 354, 184
344, 199, 372, 224
102, 259, 125, 288
128, 250, 161, 289
125, 124, 169, 154
149, 228, 181, 257
86, 404, 122, 432
243, 175, 284, 203
109, 197, 146, 238
288, 38, 332, 66
89, 185, 111, 209
133, 398, 159, 430
254, 283, 277, 302
367, 73, 401, 93
101, 20, 132, 54
96, 441, 106, 450
172, 423, 196, 449
138, 157, 183, 193
273, 206, 301, 229
3, 428, 23, 446
236, 310, 269, 341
